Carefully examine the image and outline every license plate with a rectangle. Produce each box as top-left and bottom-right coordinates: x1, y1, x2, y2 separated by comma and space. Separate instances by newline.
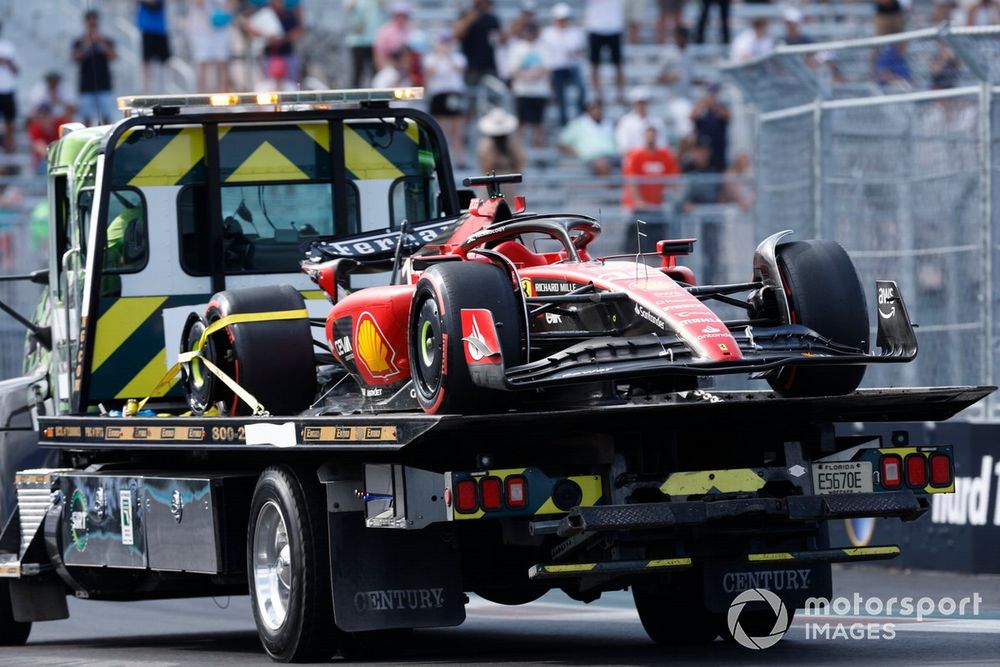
812, 461, 873, 495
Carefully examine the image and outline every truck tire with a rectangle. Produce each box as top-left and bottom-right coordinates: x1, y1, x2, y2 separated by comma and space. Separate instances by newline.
632, 580, 719, 645
202, 285, 316, 416
408, 262, 523, 414
248, 466, 337, 662
0, 580, 30, 646
769, 239, 868, 397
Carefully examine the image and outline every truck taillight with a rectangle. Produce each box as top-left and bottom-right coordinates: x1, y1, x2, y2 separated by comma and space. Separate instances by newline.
881, 454, 902, 488
481, 477, 502, 511
506, 475, 527, 509
904, 454, 926, 488
929, 453, 952, 487
455, 479, 478, 513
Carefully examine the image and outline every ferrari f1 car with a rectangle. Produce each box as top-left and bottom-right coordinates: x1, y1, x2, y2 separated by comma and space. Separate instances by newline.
179, 173, 917, 416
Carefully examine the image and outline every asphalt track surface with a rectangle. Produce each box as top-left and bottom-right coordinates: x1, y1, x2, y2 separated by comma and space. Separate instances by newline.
7, 566, 1000, 666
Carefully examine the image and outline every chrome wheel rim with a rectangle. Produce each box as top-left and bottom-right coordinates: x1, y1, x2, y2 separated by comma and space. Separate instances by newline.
253, 500, 292, 631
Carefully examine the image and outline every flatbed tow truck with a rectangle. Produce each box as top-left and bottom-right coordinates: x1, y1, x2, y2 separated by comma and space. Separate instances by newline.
0, 87, 992, 661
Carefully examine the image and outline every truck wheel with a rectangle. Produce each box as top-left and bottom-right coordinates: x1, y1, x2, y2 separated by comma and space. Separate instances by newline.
0, 580, 30, 646
769, 239, 869, 397
408, 262, 523, 414
632, 580, 719, 645
249, 466, 337, 662
201, 285, 316, 416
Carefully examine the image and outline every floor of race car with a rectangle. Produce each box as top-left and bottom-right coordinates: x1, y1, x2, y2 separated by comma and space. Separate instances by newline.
9, 566, 1000, 666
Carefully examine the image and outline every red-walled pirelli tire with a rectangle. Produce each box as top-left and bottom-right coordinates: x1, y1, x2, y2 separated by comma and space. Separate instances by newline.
408, 262, 523, 415
248, 466, 338, 663
0, 580, 31, 646
768, 239, 869, 398
202, 285, 316, 416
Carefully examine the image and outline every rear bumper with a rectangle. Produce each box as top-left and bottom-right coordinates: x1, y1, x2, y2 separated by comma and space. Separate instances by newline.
557, 490, 928, 537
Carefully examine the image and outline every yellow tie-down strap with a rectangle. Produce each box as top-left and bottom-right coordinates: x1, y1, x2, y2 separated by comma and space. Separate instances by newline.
138, 308, 310, 416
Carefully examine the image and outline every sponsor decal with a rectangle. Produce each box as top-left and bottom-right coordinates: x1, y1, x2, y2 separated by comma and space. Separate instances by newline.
634, 304, 666, 330
334, 335, 353, 357
722, 568, 812, 594
362, 387, 384, 398
520, 277, 535, 297
354, 588, 446, 612
877, 284, 896, 320
544, 312, 563, 324
718, 343, 730, 353
678, 318, 718, 326
627, 278, 676, 291
461, 309, 502, 364
696, 332, 731, 340
120, 489, 134, 546
728, 588, 790, 650
701, 325, 721, 334
355, 312, 400, 379
533, 280, 577, 294
313, 219, 453, 257
70, 489, 88, 552
170, 489, 184, 524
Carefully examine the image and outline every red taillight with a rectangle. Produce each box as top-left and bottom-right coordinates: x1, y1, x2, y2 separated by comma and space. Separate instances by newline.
506, 475, 527, 509
481, 477, 503, 511
904, 454, 927, 488
881, 454, 902, 488
929, 454, 952, 487
455, 479, 478, 513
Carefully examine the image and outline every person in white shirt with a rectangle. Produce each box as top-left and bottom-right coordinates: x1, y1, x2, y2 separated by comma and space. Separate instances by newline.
424, 32, 468, 166
615, 87, 667, 155
584, 0, 625, 103
730, 18, 774, 64
0, 23, 18, 153
541, 3, 587, 126
507, 22, 550, 148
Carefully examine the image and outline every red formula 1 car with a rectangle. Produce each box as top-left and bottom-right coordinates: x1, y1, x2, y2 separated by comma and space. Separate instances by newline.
181, 174, 917, 416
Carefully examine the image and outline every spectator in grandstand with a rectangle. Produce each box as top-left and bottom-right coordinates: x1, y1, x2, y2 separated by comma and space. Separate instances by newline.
967, 0, 1000, 26
690, 83, 729, 172
930, 43, 961, 89
373, 2, 411, 73
780, 7, 813, 46
541, 3, 587, 127
657, 25, 694, 97
73, 10, 118, 126
731, 17, 774, 63
621, 126, 680, 247
30, 72, 76, 122
27, 104, 64, 172
558, 100, 618, 176
187, 0, 234, 92
680, 136, 720, 206
346, 0, 385, 87
372, 47, 413, 88
0, 22, 17, 154
504, 2, 538, 43
424, 32, 468, 166
476, 107, 524, 195
696, 0, 731, 45
455, 0, 503, 88
719, 152, 754, 212
616, 87, 667, 154
873, 0, 910, 36
137, 0, 171, 94
657, 0, 687, 44
260, 0, 305, 89
874, 42, 912, 87
508, 22, 550, 148
584, 0, 626, 103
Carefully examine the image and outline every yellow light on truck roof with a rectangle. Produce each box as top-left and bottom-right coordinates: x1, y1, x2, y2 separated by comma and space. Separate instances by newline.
116, 88, 425, 115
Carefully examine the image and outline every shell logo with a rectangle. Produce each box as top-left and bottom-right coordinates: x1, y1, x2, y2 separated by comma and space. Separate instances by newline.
355, 313, 400, 379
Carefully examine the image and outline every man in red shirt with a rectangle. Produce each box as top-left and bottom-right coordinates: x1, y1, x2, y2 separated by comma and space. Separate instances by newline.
621, 126, 680, 252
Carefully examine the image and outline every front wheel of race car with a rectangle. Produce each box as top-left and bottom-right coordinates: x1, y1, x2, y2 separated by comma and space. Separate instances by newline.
408, 261, 523, 414
768, 239, 869, 397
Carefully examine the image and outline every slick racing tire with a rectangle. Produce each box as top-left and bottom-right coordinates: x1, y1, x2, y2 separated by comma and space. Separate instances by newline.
408, 262, 523, 414
0, 580, 31, 646
632, 577, 719, 645
769, 239, 868, 398
248, 466, 338, 663
200, 285, 316, 416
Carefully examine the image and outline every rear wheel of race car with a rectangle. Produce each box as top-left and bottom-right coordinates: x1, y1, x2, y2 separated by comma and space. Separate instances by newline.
0, 580, 31, 646
408, 262, 523, 414
249, 466, 338, 663
632, 577, 719, 645
195, 285, 316, 416
768, 239, 869, 398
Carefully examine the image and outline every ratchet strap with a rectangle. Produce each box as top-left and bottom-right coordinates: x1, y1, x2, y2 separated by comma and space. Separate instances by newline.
137, 308, 310, 415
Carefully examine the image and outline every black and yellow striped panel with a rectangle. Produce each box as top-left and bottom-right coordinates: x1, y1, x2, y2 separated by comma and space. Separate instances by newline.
111, 121, 427, 188
746, 545, 900, 564
529, 557, 693, 580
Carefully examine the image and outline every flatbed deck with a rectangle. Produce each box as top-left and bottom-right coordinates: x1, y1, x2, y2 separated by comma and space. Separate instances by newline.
38, 385, 993, 452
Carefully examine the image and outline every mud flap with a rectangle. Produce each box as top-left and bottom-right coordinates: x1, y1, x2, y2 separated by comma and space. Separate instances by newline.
328, 512, 465, 632
702, 561, 832, 613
